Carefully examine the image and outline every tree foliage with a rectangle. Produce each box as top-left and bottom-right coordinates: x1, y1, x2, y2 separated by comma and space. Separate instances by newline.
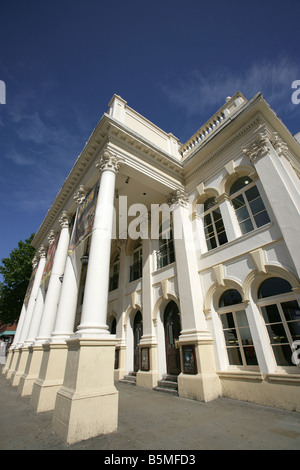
0, 234, 36, 324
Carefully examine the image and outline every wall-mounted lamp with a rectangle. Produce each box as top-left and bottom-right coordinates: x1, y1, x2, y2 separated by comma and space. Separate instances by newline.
80, 254, 89, 265
125, 177, 130, 184
59, 275, 64, 283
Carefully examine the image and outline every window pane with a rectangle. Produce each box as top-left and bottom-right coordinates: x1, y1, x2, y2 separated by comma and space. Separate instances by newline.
206, 236, 217, 251
223, 329, 239, 347
212, 208, 222, 221
221, 311, 235, 329
219, 290, 242, 307
232, 194, 245, 210
227, 347, 243, 365
243, 346, 258, 365
239, 327, 254, 345
249, 197, 265, 215
230, 177, 253, 195
261, 304, 281, 324
204, 223, 214, 237
204, 213, 212, 225
254, 210, 270, 227
245, 185, 260, 201
281, 301, 300, 322
215, 219, 225, 232
204, 197, 216, 211
272, 345, 294, 366
287, 321, 300, 342
235, 205, 249, 222
240, 219, 254, 234
266, 323, 288, 344
218, 231, 228, 246
236, 310, 249, 328
258, 278, 293, 298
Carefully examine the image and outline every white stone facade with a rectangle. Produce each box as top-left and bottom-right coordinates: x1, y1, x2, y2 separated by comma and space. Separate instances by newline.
3, 91, 300, 443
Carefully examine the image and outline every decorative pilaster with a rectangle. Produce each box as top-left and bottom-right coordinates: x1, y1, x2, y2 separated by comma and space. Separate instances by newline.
168, 189, 221, 402
136, 237, 159, 389
242, 127, 300, 277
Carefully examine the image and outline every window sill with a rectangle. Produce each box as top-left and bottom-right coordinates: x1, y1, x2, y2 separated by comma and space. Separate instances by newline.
201, 221, 274, 258
218, 368, 263, 382
152, 261, 176, 276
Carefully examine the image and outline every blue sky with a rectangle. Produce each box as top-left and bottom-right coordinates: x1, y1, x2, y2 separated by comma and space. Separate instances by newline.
0, 0, 300, 271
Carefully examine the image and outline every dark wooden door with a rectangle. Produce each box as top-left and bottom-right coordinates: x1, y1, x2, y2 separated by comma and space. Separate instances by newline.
133, 311, 143, 372
164, 301, 181, 375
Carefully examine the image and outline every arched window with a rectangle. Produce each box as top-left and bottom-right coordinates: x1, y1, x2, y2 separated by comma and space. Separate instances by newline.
218, 289, 258, 367
202, 197, 227, 250
130, 240, 142, 281
257, 277, 300, 367
109, 253, 120, 291
230, 177, 270, 235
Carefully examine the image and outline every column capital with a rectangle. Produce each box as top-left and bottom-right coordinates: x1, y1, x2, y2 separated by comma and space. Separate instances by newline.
32, 256, 38, 269
73, 185, 86, 205
48, 230, 56, 246
95, 150, 123, 175
59, 211, 70, 229
242, 131, 271, 163
167, 188, 189, 207
270, 132, 288, 157
38, 245, 46, 259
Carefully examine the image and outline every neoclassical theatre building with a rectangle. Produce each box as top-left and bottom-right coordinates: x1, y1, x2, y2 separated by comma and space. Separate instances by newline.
3, 91, 300, 443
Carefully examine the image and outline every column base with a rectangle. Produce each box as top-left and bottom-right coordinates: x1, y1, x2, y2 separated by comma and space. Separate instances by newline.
177, 336, 221, 402
5, 349, 18, 380
114, 344, 126, 381
2, 348, 14, 375
136, 343, 159, 388
31, 342, 68, 413
52, 337, 118, 444
18, 345, 44, 396
10, 347, 29, 387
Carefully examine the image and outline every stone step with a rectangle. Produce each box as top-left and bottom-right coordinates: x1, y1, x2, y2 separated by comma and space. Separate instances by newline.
154, 387, 178, 396
154, 374, 178, 396
119, 371, 137, 386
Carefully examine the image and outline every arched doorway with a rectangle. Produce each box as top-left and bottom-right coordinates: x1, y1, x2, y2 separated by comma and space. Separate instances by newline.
164, 301, 181, 375
133, 311, 143, 372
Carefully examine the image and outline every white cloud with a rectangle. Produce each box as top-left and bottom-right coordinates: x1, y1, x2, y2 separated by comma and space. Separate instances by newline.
162, 56, 300, 123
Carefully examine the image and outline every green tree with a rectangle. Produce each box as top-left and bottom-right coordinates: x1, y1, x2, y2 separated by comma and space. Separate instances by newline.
0, 234, 36, 324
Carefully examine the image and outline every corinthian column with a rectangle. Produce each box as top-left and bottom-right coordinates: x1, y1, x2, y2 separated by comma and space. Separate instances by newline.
9, 247, 46, 386
52, 149, 123, 444
34, 212, 70, 345
76, 150, 123, 338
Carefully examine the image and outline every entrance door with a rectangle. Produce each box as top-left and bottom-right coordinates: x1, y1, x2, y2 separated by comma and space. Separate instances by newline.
133, 311, 143, 372
164, 301, 181, 375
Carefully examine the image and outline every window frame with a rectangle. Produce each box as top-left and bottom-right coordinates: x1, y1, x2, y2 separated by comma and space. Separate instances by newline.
202, 197, 228, 251
230, 178, 270, 235
217, 295, 259, 370
130, 241, 142, 282
257, 290, 300, 370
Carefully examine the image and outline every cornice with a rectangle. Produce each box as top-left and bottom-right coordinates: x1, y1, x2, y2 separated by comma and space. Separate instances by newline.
104, 114, 183, 177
